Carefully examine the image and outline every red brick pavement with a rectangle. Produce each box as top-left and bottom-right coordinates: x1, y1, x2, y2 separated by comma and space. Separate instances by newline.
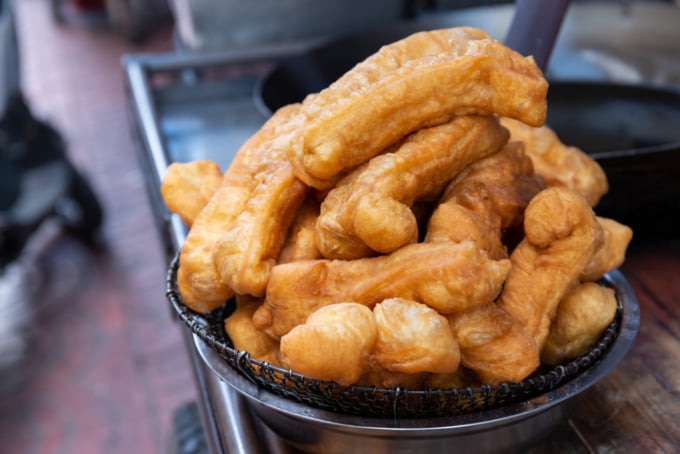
0, 2, 197, 453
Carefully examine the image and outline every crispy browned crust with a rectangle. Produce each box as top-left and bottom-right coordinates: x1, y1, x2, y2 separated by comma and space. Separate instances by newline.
581, 217, 633, 281
280, 303, 377, 386
177, 104, 302, 311
315, 115, 509, 258
277, 193, 322, 264
254, 240, 511, 338
500, 117, 609, 207
161, 160, 223, 227
497, 187, 605, 349
425, 141, 545, 259
288, 27, 548, 189
448, 303, 539, 385
541, 282, 618, 365
372, 298, 460, 375
224, 300, 282, 367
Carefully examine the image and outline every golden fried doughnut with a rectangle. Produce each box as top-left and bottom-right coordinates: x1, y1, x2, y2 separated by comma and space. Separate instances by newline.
372, 298, 460, 375
425, 141, 545, 259
497, 187, 605, 349
448, 303, 539, 385
500, 117, 608, 207
289, 27, 548, 188
277, 193, 322, 263
316, 115, 509, 258
280, 302, 377, 386
177, 104, 302, 311
161, 160, 222, 227
541, 282, 618, 365
581, 217, 633, 281
254, 240, 511, 338
224, 301, 281, 367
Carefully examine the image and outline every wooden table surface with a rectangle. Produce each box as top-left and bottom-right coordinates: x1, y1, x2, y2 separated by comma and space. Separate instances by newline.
523, 238, 680, 453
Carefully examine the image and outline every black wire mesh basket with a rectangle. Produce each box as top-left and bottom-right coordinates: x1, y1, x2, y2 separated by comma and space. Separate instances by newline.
165, 253, 621, 419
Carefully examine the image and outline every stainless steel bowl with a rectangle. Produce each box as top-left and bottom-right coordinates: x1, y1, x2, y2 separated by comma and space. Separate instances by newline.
194, 270, 639, 453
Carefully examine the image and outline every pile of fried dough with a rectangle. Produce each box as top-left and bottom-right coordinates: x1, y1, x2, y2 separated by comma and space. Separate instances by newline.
161, 27, 633, 389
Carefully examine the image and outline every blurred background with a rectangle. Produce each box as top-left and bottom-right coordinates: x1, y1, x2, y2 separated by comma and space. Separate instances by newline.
0, 0, 678, 453
0, 1, 185, 453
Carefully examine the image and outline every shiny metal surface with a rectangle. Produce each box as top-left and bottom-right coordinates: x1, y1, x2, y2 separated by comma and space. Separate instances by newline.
170, 0, 406, 51
417, 3, 680, 86
503, 0, 570, 70
195, 271, 639, 454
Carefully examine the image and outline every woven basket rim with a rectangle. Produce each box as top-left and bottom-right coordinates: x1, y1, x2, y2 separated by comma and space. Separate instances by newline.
166, 252, 621, 418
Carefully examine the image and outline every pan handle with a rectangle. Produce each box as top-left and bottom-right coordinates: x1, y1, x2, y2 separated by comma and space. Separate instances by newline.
504, 0, 571, 71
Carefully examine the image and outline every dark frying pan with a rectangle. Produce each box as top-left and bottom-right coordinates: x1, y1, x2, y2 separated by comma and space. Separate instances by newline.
256, 21, 680, 240
546, 82, 680, 238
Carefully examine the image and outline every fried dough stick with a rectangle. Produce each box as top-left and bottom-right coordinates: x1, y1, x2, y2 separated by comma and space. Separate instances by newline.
372, 298, 460, 376
253, 241, 511, 338
420, 143, 544, 384
226, 198, 329, 366
277, 193, 322, 263
497, 187, 605, 349
212, 164, 308, 297
500, 117, 608, 207
581, 217, 633, 281
177, 104, 301, 312
425, 141, 545, 259
161, 160, 223, 227
290, 27, 548, 188
280, 303, 378, 386
210, 106, 310, 298
448, 304, 539, 385
316, 115, 509, 258
224, 301, 282, 367
541, 282, 618, 365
